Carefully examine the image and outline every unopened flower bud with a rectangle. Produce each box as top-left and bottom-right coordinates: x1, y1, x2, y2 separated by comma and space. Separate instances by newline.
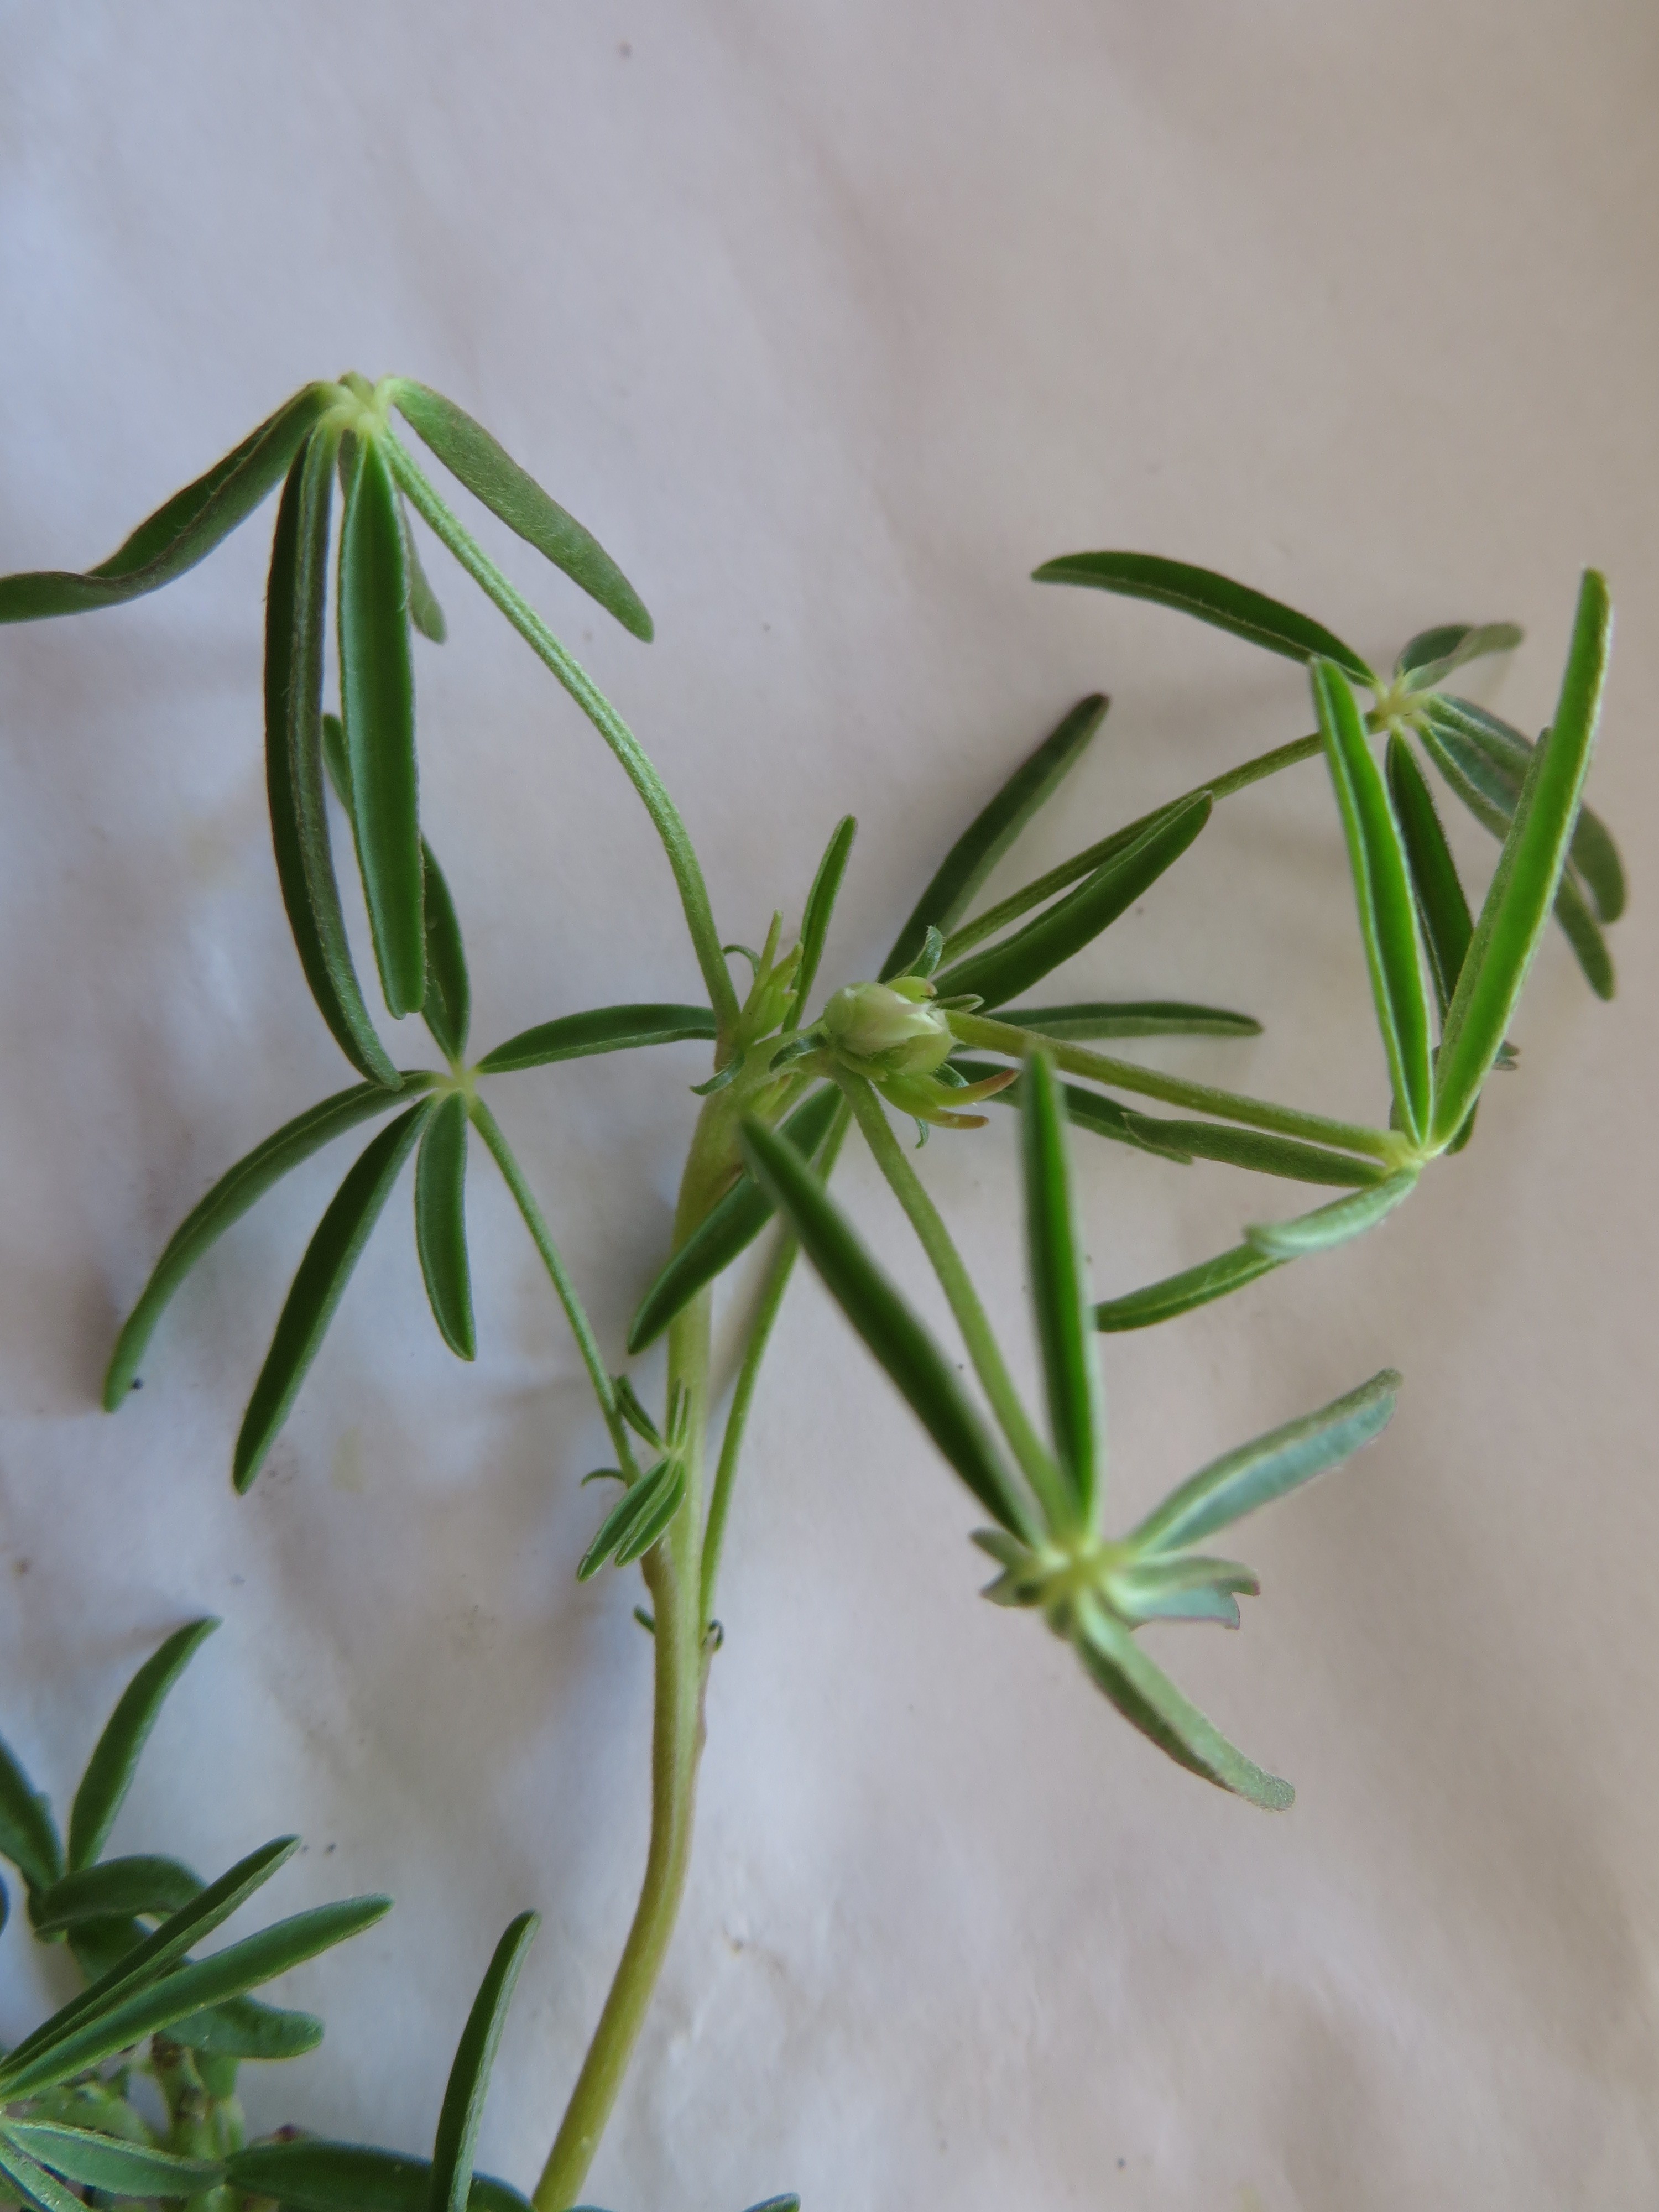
822, 979, 953, 1074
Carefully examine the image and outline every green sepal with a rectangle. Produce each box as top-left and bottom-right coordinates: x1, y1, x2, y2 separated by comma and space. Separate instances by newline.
1072, 1605, 1294, 1810
1130, 1370, 1399, 1553
1311, 659, 1433, 1146
789, 815, 858, 1025
999, 999, 1261, 1040
226, 2141, 530, 2212
265, 429, 403, 1087
69, 1619, 218, 1871
476, 1004, 718, 1075
429, 1913, 540, 2212
390, 380, 652, 641
0, 1736, 63, 1897
740, 1115, 1032, 1538
627, 1084, 844, 1353
0, 384, 339, 624
1020, 1053, 1104, 1524
1094, 1244, 1283, 1332
415, 1094, 476, 1361
1033, 551, 1373, 684
103, 1075, 431, 1408
883, 695, 1105, 980
1430, 571, 1613, 1148
1245, 1170, 1418, 1260
234, 1102, 435, 1493
339, 433, 425, 1019
1, 2121, 222, 2200
931, 794, 1212, 1009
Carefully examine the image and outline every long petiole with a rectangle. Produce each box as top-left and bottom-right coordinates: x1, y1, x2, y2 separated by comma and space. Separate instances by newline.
941, 731, 1324, 961
950, 1011, 1405, 1164
385, 432, 740, 1038
698, 1103, 851, 1630
468, 1095, 638, 1474
838, 1073, 1065, 1528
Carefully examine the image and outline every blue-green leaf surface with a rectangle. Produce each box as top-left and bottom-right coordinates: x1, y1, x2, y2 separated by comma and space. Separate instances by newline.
1245, 1170, 1418, 1260
415, 1094, 476, 1361
69, 1619, 218, 1870
1074, 1608, 1293, 1809
428, 1913, 540, 2212
1094, 1244, 1283, 1332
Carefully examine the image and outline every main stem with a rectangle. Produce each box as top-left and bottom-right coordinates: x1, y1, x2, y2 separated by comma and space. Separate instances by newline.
533, 1095, 737, 2211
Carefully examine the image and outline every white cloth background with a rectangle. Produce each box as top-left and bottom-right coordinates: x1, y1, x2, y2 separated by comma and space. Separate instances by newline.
2, 6, 1656, 2206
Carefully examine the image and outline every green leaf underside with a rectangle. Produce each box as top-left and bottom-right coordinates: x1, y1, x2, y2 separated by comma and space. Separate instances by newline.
430, 1913, 540, 2212
1431, 571, 1613, 1147
932, 794, 1212, 1009
790, 814, 858, 1024
234, 1102, 434, 1492
340, 433, 425, 1019
627, 1083, 844, 1353
1395, 621, 1523, 689
1074, 1609, 1293, 1809
0, 1892, 389, 2099
390, 380, 653, 641
265, 431, 403, 1087
226, 2141, 529, 2212
2, 2121, 222, 2198
0, 1738, 62, 1896
1094, 1243, 1283, 1332
1385, 735, 1472, 1020
1427, 693, 1624, 922
1415, 714, 1614, 1003
740, 1117, 1029, 1535
321, 712, 471, 1060
956, 1060, 1193, 1164
1246, 1170, 1419, 1259
0, 2135, 100, 2212
415, 1094, 476, 1360
1312, 660, 1433, 1146
1131, 1371, 1399, 1552
399, 495, 448, 641
1000, 1000, 1261, 1040
476, 1003, 718, 1075
578, 1459, 685, 1579
1021, 1054, 1103, 1520
0, 384, 338, 623
0, 1838, 299, 2081
69, 1619, 218, 1871
1032, 551, 1373, 685
882, 695, 1105, 980
103, 1074, 430, 1408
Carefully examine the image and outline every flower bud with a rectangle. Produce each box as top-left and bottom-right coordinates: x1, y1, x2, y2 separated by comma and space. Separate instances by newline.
822, 979, 953, 1074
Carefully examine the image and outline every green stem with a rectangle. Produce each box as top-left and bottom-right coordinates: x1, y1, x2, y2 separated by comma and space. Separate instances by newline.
838, 1073, 1062, 1528
468, 1096, 636, 1473
950, 1012, 1404, 1164
698, 1101, 851, 1630
384, 432, 740, 1039
941, 731, 1324, 961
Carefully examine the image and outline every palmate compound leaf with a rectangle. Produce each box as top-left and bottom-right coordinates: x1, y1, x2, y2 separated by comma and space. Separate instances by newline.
1311, 659, 1433, 1147
226, 2141, 529, 2212
1020, 1053, 1103, 1525
0, 383, 340, 623
739, 1115, 1035, 1540
627, 1083, 844, 1353
340, 432, 426, 1020
389, 380, 653, 641
428, 1912, 540, 2212
930, 794, 1212, 1010
67, 1616, 218, 1871
234, 1100, 436, 1493
1032, 550, 1375, 684
882, 694, 1106, 980
104, 1073, 435, 1408
1430, 570, 1613, 1150
265, 427, 403, 1088
1129, 1371, 1400, 1554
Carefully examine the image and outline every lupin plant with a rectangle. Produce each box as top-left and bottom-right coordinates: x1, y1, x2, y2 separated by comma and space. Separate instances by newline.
0, 372, 1621, 2208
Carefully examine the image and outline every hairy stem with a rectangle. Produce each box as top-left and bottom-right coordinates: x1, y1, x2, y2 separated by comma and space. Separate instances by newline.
941, 730, 1324, 961
838, 1073, 1061, 1527
949, 1012, 1403, 1163
384, 433, 740, 1038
